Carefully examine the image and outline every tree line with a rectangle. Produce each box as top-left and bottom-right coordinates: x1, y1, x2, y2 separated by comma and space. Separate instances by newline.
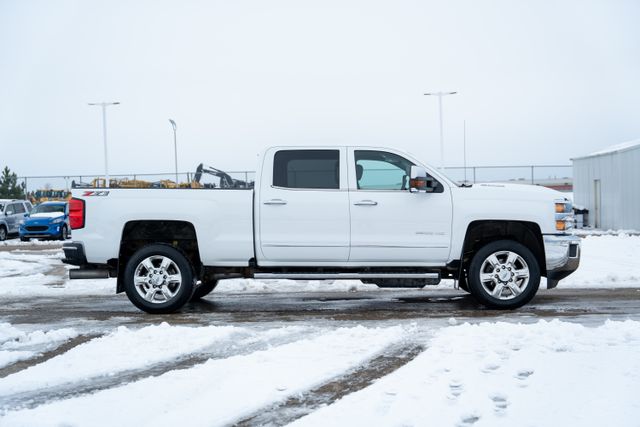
0, 167, 26, 199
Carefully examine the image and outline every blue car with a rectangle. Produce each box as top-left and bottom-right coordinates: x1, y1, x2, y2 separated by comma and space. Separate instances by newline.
20, 201, 70, 241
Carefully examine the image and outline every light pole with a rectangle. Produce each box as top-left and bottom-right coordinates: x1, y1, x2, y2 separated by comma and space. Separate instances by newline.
88, 101, 120, 187
463, 120, 467, 184
169, 119, 178, 184
424, 91, 457, 170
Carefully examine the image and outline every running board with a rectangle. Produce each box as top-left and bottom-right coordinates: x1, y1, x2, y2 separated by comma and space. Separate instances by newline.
253, 272, 439, 280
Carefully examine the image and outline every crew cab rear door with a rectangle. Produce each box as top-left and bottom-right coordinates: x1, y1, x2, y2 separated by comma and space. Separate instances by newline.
347, 148, 453, 264
257, 147, 350, 263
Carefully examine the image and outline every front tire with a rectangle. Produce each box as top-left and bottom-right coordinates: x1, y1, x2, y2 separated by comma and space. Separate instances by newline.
59, 225, 69, 241
124, 244, 195, 314
467, 240, 540, 309
0, 226, 6, 241
190, 280, 218, 301
20, 236, 30, 242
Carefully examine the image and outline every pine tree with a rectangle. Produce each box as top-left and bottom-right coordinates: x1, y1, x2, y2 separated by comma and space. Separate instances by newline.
0, 167, 26, 199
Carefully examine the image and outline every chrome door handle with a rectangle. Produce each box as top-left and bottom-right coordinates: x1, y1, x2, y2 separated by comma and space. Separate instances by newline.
263, 199, 287, 205
354, 200, 378, 206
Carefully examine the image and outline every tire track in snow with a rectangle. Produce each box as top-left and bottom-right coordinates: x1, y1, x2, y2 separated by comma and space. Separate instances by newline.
0, 326, 407, 427
235, 343, 424, 427
0, 326, 317, 413
0, 334, 99, 378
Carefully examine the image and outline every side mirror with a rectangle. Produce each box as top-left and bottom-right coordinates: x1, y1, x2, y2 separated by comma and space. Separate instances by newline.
409, 166, 435, 193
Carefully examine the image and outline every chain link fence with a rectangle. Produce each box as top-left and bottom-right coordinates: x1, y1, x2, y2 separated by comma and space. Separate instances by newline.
17, 164, 571, 202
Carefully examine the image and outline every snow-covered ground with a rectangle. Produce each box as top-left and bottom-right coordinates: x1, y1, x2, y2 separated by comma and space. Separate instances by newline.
0, 320, 638, 426
290, 319, 640, 427
0, 234, 639, 426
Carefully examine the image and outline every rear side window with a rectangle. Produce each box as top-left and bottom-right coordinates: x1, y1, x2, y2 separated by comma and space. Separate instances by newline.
13, 203, 26, 214
273, 150, 340, 189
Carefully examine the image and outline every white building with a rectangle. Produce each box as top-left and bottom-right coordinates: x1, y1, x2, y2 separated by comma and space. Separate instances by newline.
572, 139, 640, 230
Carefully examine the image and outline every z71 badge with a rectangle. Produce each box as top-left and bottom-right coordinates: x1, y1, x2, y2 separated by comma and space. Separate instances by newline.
82, 191, 110, 197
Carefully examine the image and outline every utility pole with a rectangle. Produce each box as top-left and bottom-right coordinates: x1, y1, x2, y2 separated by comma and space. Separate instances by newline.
424, 91, 457, 170
169, 119, 178, 184
88, 102, 120, 188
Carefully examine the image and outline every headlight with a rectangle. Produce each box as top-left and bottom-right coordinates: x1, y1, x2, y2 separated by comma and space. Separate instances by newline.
555, 199, 574, 231
51, 217, 64, 224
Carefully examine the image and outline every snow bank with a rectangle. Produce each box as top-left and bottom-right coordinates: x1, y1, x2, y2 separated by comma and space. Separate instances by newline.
0, 252, 59, 278
0, 323, 78, 369
291, 319, 640, 427
555, 234, 640, 288
0, 234, 639, 297
0, 250, 114, 296
0, 323, 243, 396
0, 325, 407, 427
0, 240, 62, 247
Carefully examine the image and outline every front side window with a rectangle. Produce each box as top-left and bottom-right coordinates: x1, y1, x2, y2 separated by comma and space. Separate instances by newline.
355, 150, 414, 190
273, 150, 340, 189
14, 203, 25, 214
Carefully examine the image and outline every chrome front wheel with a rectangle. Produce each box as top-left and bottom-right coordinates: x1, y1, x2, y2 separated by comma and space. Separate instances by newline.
479, 251, 530, 300
468, 240, 540, 309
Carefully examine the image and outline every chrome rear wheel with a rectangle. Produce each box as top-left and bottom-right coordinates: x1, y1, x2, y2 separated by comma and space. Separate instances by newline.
124, 244, 195, 314
133, 255, 183, 304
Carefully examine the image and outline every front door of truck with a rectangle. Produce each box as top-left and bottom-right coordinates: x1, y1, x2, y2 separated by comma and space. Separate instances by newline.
347, 149, 453, 264
258, 148, 350, 263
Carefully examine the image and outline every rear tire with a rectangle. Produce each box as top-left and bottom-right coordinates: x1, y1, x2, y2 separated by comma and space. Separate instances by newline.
124, 244, 195, 314
190, 280, 218, 301
467, 240, 540, 309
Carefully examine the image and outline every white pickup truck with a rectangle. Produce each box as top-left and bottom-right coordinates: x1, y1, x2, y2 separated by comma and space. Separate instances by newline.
62, 146, 580, 314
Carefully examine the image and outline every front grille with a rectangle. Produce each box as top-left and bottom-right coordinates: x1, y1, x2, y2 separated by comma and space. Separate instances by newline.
26, 226, 48, 232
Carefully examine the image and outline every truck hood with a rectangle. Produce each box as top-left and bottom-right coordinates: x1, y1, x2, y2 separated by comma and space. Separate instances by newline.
457, 182, 568, 202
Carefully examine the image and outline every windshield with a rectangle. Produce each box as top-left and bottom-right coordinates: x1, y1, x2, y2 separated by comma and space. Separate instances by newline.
32, 204, 65, 214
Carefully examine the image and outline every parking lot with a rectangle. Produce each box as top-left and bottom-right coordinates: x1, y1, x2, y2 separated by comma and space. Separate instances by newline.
1, 237, 640, 426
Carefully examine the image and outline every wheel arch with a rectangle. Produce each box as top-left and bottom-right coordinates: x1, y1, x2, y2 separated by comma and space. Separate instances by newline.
458, 220, 546, 282
116, 220, 202, 293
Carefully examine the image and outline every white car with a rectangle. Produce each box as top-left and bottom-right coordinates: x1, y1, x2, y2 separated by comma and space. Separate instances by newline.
0, 199, 33, 241
63, 146, 580, 313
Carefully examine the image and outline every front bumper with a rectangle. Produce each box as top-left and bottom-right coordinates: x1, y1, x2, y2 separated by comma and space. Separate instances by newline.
20, 222, 64, 238
543, 234, 581, 289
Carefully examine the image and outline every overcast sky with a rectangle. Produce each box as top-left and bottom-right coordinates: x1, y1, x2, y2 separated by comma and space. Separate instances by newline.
1, 0, 639, 178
